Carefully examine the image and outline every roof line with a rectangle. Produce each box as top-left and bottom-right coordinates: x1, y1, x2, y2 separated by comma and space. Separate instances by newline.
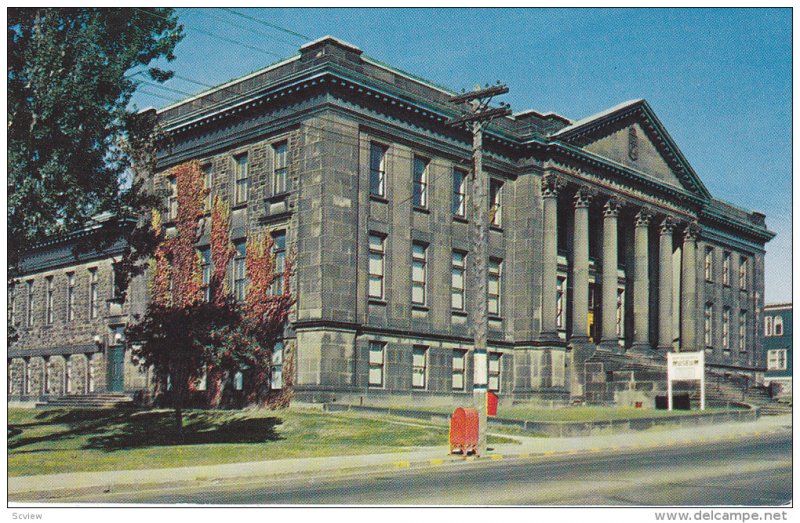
155, 54, 301, 114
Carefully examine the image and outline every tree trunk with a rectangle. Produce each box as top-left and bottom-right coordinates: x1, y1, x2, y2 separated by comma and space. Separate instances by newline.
173, 370, 185, 441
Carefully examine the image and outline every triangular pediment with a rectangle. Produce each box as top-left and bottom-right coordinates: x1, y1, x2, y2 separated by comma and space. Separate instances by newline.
550, 100, 711, 199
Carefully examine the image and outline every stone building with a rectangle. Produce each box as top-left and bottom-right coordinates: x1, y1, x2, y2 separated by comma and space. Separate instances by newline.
9, 36, 776, 406
8, 214, 151, 403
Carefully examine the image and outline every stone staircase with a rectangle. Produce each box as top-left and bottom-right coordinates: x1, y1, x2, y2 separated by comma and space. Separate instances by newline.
583, 349, 791, 414
35, 392, 135, 409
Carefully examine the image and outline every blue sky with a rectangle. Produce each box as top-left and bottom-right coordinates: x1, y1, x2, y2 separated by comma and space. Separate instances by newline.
132, 7, 792, 302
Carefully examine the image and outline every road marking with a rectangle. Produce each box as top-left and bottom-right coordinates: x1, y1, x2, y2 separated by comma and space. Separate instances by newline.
490, 454, 503, 461
518, 452, 529, 459
393, 461, 410, 469
429, 459, 444, 466
543, 451, 554, 456
590, 448, 601, 453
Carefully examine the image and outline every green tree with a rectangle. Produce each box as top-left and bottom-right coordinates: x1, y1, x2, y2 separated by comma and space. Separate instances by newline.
8, 8, 184, 338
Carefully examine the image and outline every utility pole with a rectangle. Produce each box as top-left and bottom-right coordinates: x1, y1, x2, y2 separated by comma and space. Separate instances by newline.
447, 82, 511, 455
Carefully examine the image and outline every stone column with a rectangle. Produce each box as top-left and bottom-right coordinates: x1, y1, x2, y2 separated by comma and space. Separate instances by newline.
657, 216, 676, 354
540, 174, 564, 343
631, 208, 653, 353
570, 187, 594, 343
680, 222, 700, 352
600, 198, 623, 351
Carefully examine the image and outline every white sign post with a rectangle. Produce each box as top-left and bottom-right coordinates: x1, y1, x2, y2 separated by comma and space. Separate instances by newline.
666, 351, 705, 411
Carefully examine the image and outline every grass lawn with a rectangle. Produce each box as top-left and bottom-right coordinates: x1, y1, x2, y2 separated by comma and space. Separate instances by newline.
7, 407, 515, 477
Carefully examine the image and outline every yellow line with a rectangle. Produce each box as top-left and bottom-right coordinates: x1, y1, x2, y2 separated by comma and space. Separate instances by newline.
518, 452, 529, 459
543, 451, 554, 456
393, 461, 410, 469
429, 459, 444, 466
490, 454, 503, 461
590, 447, 601, 453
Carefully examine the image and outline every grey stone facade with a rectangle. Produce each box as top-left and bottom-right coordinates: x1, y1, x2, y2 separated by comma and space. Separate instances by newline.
10, 36, 775, 406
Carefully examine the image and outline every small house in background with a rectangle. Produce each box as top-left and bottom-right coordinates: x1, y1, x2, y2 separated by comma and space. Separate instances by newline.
763, 303, 792, 399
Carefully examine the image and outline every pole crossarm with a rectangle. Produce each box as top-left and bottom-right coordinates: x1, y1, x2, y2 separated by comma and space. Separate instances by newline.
449, 84, 509, 104
445, 106, 512, 127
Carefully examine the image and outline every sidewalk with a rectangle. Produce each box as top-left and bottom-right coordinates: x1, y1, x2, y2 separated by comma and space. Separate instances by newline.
8, 413, 791, 500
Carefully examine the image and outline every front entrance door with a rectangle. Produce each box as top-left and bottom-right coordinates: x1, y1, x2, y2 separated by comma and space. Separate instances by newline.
107, 345, 124, 392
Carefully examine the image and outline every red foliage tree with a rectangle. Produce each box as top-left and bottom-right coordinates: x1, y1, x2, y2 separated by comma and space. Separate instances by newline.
129, 160, 296, 434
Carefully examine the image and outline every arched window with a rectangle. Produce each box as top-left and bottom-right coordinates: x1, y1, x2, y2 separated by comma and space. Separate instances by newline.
765, 316, 773, 337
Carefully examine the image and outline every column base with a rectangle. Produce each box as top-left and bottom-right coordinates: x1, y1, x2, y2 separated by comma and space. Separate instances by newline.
537, 331, 563, 346
629, 342, 655, 357
598, 339, 622, 353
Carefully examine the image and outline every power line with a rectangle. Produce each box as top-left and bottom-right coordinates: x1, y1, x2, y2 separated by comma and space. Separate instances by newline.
134, 7, 283, 59
220, 8, 312, 42
192, 8, 301, 49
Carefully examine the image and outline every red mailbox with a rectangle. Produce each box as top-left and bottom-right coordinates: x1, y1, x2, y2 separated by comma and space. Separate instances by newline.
449, 407, 479, 455
487, 391, 498, 417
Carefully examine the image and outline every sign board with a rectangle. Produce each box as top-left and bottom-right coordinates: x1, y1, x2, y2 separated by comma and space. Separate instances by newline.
666, 351, 705, 411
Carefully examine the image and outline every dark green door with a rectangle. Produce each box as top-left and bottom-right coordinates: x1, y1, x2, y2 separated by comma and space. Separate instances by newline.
107, 345, 124, 392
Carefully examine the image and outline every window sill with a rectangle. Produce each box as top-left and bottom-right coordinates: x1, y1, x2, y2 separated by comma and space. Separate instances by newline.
266, 191, 292, 203
412, 304, 429, 312
231, 203, 248, 211
490, 225, 504, 233
368, 298, 387, 306
453, 215, 469, 224
451, 309, 468, 317
370, 195, 389, 204
488, 315, 503, 322
413, 206, 430, 214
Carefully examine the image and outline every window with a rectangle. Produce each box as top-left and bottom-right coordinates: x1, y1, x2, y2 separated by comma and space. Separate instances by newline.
704, 303, 714, 347
722, 307, 730, 350
234, 153, 249, 205
453, 169, 467, 217
65, 357, 72, 393
764, 316, 774, 337
89, 268, 98, 319
451, 251, 466, 311
26, 359, 33, 395
616, 289, 625, 338
739, 257, 747, 289
368, 234, 385, 299
412, 156, 428, 208
556, 277, 566, 329
722, 252, 731, 286
488, 352, 501, 392
767, 349, 788, 371
368, 341, 385, 387
452, 349, 466, 390
489, 179, 503, 227
26, 280, 34, 327
412, 346, 428, 389
271, 341, 284, 390
167, 175, 178, 220
271, 231, 286, 295
369, 143, 387, 197
488, 258, 502, 316
87, 356, 95, 392
202, 163, 213, 212
739, 310, 747, 352
233, 241, 247, 302
65, 273, 75, 322
111, 263, 122, 301
774, 315, 784, 336
199, 247, 212, 302
233, 371, 244, 391
704, 247, 713, 281
45, 276, 54, 325
411, 242, 427, 306
273, 141, 288, 195
8, 284, 15, 326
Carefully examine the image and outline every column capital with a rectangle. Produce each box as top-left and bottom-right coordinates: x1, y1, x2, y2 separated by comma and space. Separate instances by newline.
603, 197, 624, 218
683, 221, 701, 242
660, 216, 676, 235
541, 173, 566, 198
634, 207, 653, 227
573, 186, 596, 208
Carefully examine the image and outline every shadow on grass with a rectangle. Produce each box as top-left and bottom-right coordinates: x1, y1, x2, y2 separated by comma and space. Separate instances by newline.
9, 409, 284, 453
86, 411, 284, 450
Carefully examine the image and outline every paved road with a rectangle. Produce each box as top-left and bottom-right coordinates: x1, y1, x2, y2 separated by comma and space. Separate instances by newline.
61, 431, 791, 505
